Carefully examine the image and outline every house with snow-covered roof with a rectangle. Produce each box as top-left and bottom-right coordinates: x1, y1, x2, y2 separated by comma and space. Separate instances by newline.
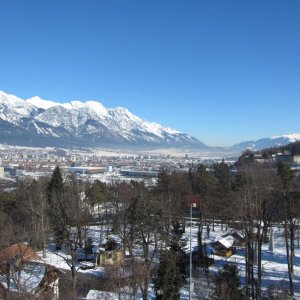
0, 243, 60, 299
212, 235, 237, 257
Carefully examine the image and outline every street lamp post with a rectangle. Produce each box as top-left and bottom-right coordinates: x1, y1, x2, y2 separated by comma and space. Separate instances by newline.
189, 203, 196, 300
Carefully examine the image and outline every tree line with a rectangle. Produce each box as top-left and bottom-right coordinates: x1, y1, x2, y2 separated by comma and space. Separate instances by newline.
0, 154, 300, 299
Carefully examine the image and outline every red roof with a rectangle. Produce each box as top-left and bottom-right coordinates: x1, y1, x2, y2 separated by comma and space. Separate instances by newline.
185, 194, 201, 207
0, 244, 41, 264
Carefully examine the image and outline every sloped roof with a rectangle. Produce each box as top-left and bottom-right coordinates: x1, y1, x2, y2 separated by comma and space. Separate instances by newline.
213, 236, 235, 249
87, 290, 119, 300
0, 244, 41, 264
221, 231, 244, 242
0, 244, 60, 296
0, 263, 46, 294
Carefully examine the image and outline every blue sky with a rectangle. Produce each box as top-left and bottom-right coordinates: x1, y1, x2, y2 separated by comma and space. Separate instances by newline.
0, 0, 299, 146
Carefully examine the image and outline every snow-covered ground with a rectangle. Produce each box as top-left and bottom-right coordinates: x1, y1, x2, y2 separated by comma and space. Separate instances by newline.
182, 222, 300, 299
38, 223, 300, 299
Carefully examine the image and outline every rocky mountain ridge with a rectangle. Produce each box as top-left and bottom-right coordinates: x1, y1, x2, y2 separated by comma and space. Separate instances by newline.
0, 91, 206, 149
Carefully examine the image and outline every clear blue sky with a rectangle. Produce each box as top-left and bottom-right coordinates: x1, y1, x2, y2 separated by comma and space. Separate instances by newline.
0, 0, 299, 146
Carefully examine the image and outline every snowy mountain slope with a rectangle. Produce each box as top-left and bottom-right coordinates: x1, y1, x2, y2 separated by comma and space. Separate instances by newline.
26, 96, 59, 110
0, 91, 206, 149
231, 133, 300, 151
271, 133, 300, 142
0, 92, 41, 125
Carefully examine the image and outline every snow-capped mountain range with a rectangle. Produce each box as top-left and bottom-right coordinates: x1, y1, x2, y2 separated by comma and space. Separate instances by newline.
0, 91, 205, 149
232, 133, 300, 151
1, 91, 299, 151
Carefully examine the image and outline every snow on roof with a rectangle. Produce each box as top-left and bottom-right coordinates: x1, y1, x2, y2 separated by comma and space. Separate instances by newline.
0, 244, 58, 295
215, 236, 235, 249
87, 290, 119, 300
0, 263, 46, 294
95, 247, 106, 253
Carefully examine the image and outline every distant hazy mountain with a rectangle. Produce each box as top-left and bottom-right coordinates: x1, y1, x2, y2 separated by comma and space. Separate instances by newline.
0, 91, 206, 149
231, 133, 300, 151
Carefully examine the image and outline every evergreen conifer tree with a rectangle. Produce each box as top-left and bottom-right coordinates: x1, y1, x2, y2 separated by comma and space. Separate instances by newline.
214, 264, 243, 300
46, 166, 66, 249
154, 221, 186, 300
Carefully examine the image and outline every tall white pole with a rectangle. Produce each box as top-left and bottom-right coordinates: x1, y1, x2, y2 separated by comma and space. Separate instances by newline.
269, 226, 274, 253
189, 203, 192, 300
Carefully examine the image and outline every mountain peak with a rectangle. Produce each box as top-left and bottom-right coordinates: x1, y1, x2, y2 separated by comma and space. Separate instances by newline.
85, 101, 108, 117
271, 133, 300, 141
0, 91, 24, 104
0, 91, 206, 149
26, 96, 58, 110
232, 133, 300, 151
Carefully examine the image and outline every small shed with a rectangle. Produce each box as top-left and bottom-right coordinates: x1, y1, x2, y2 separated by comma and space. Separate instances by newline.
212, 236, 236, 257
94, 238, 123, 266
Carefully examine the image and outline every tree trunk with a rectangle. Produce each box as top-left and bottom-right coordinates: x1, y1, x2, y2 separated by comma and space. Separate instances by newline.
284, 220, 294, 296
250, 239, 255, 300
262, 222, 269, 243
297, 226, 300, 249
206, 223, 210, 239
290, 223, 295, 273
71, 266, 77, 300
198, 212, 204, 260
141, 278, 148, 300
257, 240, 262, 300
245, 232, 250, 300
